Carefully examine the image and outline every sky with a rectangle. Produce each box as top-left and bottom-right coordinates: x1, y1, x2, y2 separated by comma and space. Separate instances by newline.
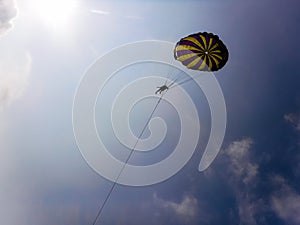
1, 0, 300, 224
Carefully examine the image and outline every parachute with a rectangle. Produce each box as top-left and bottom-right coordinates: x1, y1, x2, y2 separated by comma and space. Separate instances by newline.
90, 34, 229, 224
174, 32, 229, 72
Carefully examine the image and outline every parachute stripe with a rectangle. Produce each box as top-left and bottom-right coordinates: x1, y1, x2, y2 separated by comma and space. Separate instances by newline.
210, 49, 221, 54
209, 55, 220, 68
175, 45, 203, 52
192, 56, 207, 70
210, 43, 219, 51
177, 40, 201, 50
184, 37, 205, 51
207, 37, 213, 50
198, 55, 207, 70
182, 55, 201, 66
200, 35, 208, 50
210, 53, 223, 60
187, 57, 202, 69
177, 53, 199, 63
207, 56, 213, 70
192, 35, 206, 51
176, 49, 201, 58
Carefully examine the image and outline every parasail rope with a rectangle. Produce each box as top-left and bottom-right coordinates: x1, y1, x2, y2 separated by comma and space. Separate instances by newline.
168, 73, 205, 90
91, 94, 165, 225
169, 77, 194, 89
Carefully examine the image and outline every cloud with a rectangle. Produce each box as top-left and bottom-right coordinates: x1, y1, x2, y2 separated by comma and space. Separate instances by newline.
225, 138, 262, 225
90, 9, 110, 15
235, 194, 265, 225
216, 137, 300, 225
284, 113, 300, 131
217, 138, 264, 225
0, 0, 18, 36
224, 138, 258, 185
220, 139, 300, 225
154, 193, 201, 224
271, 176, 300, 224
0, 50, 31, 110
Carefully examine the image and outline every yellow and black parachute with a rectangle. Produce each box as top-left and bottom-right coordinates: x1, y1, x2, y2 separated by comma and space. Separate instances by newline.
174, 32, 229, 71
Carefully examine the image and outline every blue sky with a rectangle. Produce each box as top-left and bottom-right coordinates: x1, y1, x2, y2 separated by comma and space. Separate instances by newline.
1, 0, 300, 224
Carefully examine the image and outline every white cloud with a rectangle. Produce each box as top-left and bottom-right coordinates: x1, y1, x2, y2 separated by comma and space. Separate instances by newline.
221, 139, 300, 224
90, 9, 110, 15
154, 193, 200, 224
0, 50, 31, 110
219, 138, 264, 225
284, 113, 300, 131
234, 192, 266, 225
0, 0, 18, 35
225, 138, 258, 185
271, 176, 300, 224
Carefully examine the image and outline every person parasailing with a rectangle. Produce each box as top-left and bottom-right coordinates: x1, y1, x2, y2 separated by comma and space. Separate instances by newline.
155, 84, 169, 94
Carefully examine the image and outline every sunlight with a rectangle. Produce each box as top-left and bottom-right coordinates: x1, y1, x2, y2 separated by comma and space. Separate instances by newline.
31, 0, 78, 29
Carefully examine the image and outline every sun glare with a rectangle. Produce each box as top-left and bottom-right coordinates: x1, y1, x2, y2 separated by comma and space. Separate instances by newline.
31, 0, 78, 29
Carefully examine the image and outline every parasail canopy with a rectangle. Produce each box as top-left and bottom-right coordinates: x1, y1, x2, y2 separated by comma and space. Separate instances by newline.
174, 32, 229, 71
